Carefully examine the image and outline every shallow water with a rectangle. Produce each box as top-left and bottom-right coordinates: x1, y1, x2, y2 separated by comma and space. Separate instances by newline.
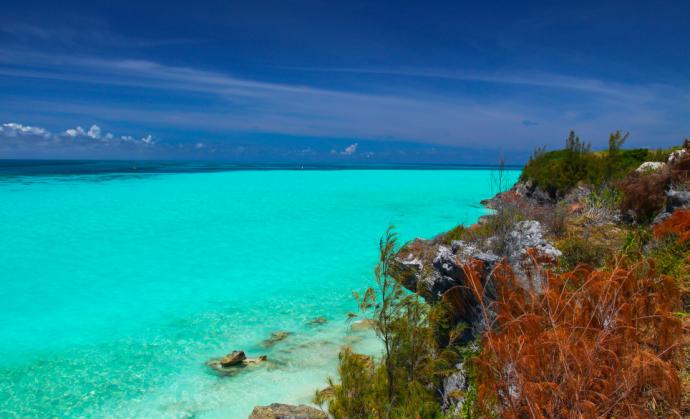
0, 167, 519, 418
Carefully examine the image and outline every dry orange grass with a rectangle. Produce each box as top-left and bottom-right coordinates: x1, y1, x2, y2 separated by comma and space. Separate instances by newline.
464, 252, 685, 417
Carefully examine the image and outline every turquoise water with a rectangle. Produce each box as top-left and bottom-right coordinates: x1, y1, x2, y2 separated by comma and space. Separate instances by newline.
0, 168, 519, 418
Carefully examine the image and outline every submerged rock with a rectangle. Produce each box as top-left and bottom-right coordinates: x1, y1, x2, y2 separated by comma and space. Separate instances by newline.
262, 331, 291, 347
306, 316, 328, 326
249, 403, 326, 419
350, 318, 375, 331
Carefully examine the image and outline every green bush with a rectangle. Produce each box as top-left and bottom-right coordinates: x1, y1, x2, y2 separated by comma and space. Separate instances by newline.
558, 235, 607, 270
316, 227, 458, 418
521, 131, 662, 198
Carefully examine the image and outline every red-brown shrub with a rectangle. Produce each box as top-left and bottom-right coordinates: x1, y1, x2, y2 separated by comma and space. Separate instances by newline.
653, 209, 690, 244
618, 171, 669, 223
465, 254, 685, 417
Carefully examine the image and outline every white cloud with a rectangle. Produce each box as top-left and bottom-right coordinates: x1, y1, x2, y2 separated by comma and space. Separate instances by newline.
64, 126, 85, 137
87, 124, 101, 139
65, 124, 103, 139
1, 121, 158, 156
341, 142, 358, 155
140, 134, 154, 144
1, 122, 51, 138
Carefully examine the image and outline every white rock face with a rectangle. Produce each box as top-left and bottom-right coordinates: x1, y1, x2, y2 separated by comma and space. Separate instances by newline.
668, 148, 688, 165
506, 220, 562, 263
635, 161, 666, 173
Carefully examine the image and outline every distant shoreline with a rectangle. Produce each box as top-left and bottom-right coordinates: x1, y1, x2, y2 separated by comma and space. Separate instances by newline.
0, 159, 523, 176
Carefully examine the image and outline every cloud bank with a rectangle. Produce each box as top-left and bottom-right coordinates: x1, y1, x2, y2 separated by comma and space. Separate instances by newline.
0, 122, 155, 158
1, 50, 688, 157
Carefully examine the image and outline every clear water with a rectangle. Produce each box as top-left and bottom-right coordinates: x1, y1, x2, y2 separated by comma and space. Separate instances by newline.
0, 167, 519, 418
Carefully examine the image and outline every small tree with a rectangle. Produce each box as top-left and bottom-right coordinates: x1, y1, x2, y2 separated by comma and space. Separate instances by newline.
490, 156, 509, 196
316, 227, 454, 418
605, 130, 630, 179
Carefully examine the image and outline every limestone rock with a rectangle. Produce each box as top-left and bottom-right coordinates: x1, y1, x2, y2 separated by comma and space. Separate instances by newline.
442, 362, 469, 415
636, 161, 666, 174
206, 351, 268, 376
668, 148, 688, 165
220, 350, 246, 367
249, 403, 326, 419
506, 220, 562, 264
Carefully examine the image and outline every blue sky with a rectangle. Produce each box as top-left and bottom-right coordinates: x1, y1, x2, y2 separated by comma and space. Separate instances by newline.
0, 0, 688, 162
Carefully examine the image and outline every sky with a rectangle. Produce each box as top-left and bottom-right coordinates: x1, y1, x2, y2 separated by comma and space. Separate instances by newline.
0, 0, 688, 162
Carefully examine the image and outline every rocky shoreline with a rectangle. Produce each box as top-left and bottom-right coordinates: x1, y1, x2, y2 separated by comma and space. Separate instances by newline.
242, 144, 689, 417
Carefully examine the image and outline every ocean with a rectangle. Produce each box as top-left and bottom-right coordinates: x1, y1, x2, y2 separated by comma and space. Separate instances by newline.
0, 162, 520, 418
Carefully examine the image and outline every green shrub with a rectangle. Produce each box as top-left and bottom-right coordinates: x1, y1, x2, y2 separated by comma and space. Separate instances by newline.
441, 224, 469, 243
316, 227, 457, 418
558, 235, 607, 269
521, 131, 658, 198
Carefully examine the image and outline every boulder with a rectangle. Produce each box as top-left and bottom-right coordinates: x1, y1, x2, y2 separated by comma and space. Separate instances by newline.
206, 352, 268, 376
220, 350, 246, 367
636, 161, 666, 174
249, 403, 327, 419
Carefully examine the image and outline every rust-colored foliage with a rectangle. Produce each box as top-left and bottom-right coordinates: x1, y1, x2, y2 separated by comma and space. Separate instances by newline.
654, 209, 690, 244
670, 150, 690, 187
618, 170, 670, 223
468, 256, 685, 417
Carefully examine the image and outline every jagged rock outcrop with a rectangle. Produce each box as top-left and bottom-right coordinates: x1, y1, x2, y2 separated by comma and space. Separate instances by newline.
248, 403, 326, 419
394, 220, 559, 302
394, 239, 498, 304
393, 220, 560, 340
394, 220, 561, 415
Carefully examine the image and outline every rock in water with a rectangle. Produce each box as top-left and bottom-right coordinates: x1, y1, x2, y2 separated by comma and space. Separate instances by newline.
220, 350, 246, 367
249, 403, 327, 419
350, 318, 375, 331
306, 316, 328, 326
207, 353, 268, 376
262, 331, 291, 347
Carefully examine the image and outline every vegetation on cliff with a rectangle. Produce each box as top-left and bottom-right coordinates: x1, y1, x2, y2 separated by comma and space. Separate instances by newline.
317, 134, 689, 418
520, 130, 670, 200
